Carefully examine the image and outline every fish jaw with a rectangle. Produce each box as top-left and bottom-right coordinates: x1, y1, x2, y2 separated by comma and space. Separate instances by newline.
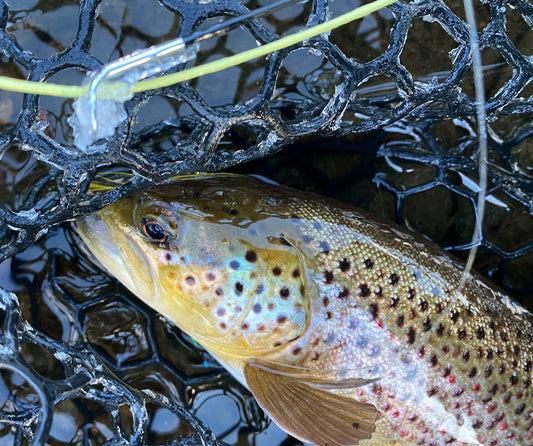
76, 212, 155, 300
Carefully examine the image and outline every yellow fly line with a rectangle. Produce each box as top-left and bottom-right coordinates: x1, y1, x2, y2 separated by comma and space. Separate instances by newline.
0, 0, 398, 99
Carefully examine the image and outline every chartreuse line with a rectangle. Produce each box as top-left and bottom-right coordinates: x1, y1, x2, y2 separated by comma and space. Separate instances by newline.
0, 0, 398, 99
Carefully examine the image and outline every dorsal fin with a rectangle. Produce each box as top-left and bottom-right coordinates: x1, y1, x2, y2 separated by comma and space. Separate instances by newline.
244, 359, 378, 446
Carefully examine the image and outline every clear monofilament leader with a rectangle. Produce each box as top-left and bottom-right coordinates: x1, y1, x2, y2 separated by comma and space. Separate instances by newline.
68, 38, 199, 152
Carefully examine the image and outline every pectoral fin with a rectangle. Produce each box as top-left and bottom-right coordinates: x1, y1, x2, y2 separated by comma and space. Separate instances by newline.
244, 360, 378, 446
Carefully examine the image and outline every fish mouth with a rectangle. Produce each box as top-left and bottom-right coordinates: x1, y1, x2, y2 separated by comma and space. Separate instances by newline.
77, 212, 154, 298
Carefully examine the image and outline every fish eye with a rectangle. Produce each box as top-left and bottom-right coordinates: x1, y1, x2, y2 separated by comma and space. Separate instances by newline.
136, 201, 178, 243
142, 220, 169, 242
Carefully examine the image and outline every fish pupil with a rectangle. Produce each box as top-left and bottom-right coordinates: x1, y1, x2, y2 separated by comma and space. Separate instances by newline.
143, 221, 168, 241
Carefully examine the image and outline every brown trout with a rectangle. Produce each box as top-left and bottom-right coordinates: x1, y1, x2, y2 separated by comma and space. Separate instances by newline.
77, 174, 533, 446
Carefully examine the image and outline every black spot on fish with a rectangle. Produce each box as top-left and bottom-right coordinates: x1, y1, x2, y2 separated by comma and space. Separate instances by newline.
419, 300, 428, 311
428, 354, 438, 367
417, 345, 425, 357
515, 404, 526, 414
375, 286, 383, 298
338, 287, 350, 300
510, 374, 518, 386
427, 386, 439, 396
165, 253, 172, 261
245, 250, 257, 262
462, 350, 470, 362
453, 387, 465, 397
219, 322, 227, 329
291, 269, 300, 279
422, 317, 432, 332
525, 361, 531, 373
436, 302, 444, 313
472, 420, 483, 429
407, 288, 415, 299
369, 302, 379, 320
390, 273, 399, 286
215, 288, 224, 296
457, 328, 467, 340
279, 287, 290, 299
389, 296, 400, 308
230, 260, 240, 270
364, 258, 374, 269
396, 315, 405, 328
256, 283, 264, 294
352, 422, 360, 430
267, 302, 275, 311
272, 266, 282, 276
486, 350, 493, 360
485, 365, 493, 378
290, 214, 300, 220
498, 364, 506, 375
338, 258, 350, 272
325, 311, 333, 320
241, 322, 249, 330
206, 272, 216, 281
468, 367, 477, 378
318, 241, 330, 254
442, 366, 452, 378
500, 331, 508, 342
358, 283, 371, 297
235, 282, 243, 295
451, 311, 460, 323
322, 296, 330, 307
277, 315, 287, 324
476, 327, 485, 340
406, 327, 416, 344
253, 303, 262, 314
436, 323, 444, 337
292, 347, 302, 355
185, 276, 195, 285
324, 270, 334, 284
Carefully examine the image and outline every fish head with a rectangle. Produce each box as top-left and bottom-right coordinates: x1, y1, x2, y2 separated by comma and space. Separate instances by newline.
77, 175, 311, 362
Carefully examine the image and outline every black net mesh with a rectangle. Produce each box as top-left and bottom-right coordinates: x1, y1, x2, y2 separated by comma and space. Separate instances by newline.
0, 0, 532, 444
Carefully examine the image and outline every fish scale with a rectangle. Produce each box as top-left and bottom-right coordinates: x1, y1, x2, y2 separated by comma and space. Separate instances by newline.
77, 174, 533, 446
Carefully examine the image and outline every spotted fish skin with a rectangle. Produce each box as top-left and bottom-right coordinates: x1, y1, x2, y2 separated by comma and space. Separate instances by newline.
77, 174, 533, 446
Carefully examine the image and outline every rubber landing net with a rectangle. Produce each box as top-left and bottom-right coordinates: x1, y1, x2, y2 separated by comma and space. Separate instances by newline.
0, 0, 532, 444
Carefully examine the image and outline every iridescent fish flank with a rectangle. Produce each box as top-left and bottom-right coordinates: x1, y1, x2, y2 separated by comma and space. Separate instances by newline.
77, 174, 533, 446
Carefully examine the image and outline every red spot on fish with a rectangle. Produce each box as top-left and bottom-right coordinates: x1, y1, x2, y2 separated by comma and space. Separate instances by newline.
421, 427, 429, 434
399, 430, 409, 437
375, 319, 385, 329
472, 383, 481, 392
499, 423, 508, 431
448, 375, 456, 384
391, 409, 400, 418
